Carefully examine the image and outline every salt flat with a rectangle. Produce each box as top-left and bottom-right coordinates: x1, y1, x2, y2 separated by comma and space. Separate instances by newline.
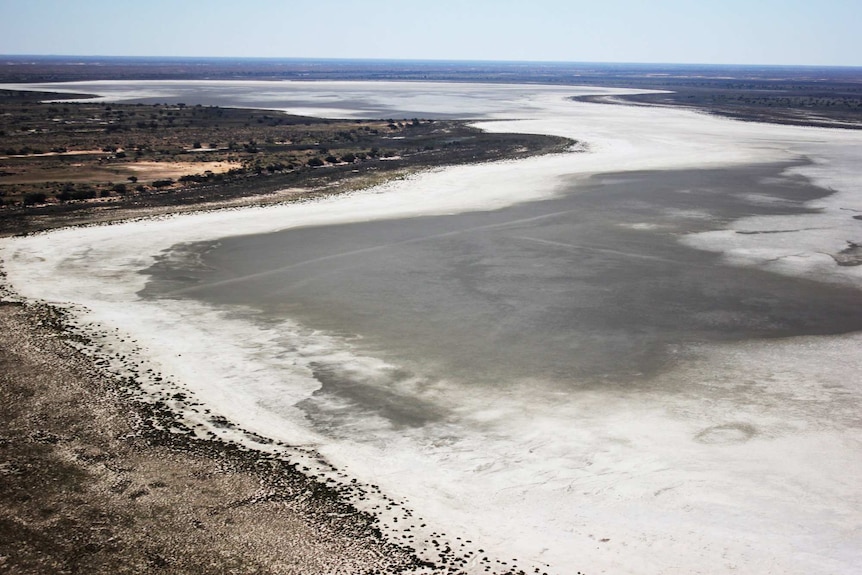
2, 80, 861, 574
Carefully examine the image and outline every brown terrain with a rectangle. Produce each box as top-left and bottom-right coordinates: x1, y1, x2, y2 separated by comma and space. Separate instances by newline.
0, 301, 431, 575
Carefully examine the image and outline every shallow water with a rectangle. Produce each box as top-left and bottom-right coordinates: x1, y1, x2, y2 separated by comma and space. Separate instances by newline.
141, 163, 862, 428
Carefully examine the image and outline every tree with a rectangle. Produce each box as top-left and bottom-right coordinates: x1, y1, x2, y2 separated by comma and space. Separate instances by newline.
70, 189, 96, 201
23, 192, 47, 206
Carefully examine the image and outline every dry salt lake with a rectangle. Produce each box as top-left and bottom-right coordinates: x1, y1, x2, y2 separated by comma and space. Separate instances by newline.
3, 80, 862, 574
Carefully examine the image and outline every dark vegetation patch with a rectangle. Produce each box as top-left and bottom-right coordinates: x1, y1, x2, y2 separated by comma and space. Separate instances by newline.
572, 76, 862, 129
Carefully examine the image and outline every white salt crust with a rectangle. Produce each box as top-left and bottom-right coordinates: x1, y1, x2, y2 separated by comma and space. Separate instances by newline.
2, 81, 861, 574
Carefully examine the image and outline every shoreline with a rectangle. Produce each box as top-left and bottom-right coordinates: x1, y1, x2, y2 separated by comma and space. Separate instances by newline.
0, 297, 442, 574
3, 80, 862, 574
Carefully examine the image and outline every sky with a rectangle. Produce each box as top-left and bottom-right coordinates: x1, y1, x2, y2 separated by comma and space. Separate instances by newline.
0, 0, 860, 67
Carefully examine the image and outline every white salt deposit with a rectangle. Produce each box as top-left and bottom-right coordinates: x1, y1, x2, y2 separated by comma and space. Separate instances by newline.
2, 81, 861, 574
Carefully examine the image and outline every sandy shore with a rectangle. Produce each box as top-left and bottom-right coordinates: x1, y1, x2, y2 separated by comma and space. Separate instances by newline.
0, 299, 432, 574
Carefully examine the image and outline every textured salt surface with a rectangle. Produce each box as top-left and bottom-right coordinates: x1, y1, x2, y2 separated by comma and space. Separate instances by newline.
2, 81, 862, 575
143, 164, 862, 389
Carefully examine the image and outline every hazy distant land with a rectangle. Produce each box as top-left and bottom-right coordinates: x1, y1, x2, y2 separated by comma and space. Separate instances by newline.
4, 56, 862, 128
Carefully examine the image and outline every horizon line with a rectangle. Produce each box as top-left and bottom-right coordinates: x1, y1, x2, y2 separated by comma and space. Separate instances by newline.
2, 54, 861, 70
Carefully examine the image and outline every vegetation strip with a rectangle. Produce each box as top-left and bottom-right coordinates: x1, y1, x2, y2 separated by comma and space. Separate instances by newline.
0, 89, 572, 235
